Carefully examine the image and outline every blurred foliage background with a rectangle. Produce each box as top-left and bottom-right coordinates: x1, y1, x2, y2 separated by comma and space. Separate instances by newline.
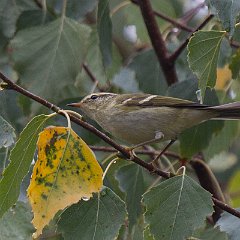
0, 0, 240, 239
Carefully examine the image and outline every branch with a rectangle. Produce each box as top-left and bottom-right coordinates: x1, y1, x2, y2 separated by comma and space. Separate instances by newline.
169, 14, 214, 62
0, 71, 239, 219
212, 198, 240, 219
82, 63, 106, 92
131, 0, 193, 32
137, 0, 178, 85
89, 145, 180, 159
180, 2, 206, 24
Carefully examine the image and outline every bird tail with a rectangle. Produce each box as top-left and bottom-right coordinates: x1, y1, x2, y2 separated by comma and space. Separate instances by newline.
209, 102, 240, 119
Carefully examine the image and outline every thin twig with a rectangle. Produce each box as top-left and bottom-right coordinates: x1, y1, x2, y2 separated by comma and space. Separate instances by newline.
169, 14, 214, 62
82, 63, 107, 92
180, 2, 205, 24
131, 0, 193, 32
212, 198, 240, 219
0, 71, 239, 219
137, 0, 178, 85
89, 145, 180, 159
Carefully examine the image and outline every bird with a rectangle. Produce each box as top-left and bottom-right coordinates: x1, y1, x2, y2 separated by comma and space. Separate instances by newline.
67, 92, 240, 157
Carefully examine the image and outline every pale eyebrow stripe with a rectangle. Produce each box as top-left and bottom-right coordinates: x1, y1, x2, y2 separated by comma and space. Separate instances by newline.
139, 95, 157, 104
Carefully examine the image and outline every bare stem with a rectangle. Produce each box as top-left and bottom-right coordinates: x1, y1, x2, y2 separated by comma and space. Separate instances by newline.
169, 14, 214, 62
82, 63, 106, 92
180, 2, 205, 24
131, 0, 193, 32
137, 0, 178, 85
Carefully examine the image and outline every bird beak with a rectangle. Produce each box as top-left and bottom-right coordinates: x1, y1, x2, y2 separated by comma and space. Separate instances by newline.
67, 102, 82, 108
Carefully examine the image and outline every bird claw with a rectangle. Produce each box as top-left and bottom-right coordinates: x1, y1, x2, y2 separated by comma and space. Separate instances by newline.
126, 147, 137, 160
150, 160, 160, 172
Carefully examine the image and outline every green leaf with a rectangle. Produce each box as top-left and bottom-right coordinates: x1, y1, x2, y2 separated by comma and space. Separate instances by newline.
132, 219, 144, 240
79, 28, 107, 85
48, 0, 97, 21
209, 0, 240, 36
204, 121, 239, 160
97, 0, 112, 67
179, 120, 224, 158
143, 175, 214, 240
187, 30, 225, 99
217, 209, 240, 240
167, 78, 199, 101
66, 0, 98, 20
11, 17, 91, 102
168, 81, 224, 158
128, 49, 168, 95
0, 114, 50, 217
112, 68, 139, 93
230, 49, 240, 80
16, 10, 54, 30
144, 225, 154, 240
0, 0, 37, 38
0, 116, 16, 148
0, 201, 34, 240
58, 187, 127, 240
192, 225, 228, 240
116, 163, 145, 231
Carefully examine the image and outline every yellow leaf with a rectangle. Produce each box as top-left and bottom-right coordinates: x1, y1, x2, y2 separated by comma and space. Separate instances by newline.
215, 65, 232, 90
27, 126, 103, 238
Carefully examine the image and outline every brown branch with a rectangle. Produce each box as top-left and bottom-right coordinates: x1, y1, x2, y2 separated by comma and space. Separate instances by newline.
180, 2, 206, 24
82, 63, 106, 92
0, 71, 239, 219
137, 0, 178, 85
169, 14, 214, 62
131, 0, 193, 32
212, 198, 240, 219
89, 145, 180, 159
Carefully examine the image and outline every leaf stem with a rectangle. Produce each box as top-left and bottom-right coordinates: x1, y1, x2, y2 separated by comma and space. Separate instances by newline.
3, 147, 9, 170
82, 63, 106, 92
137, 0, 178, 85
169, 14, 214, 63
58, 110, 71, 129
61, 0, 67, 18
102, 158, 118, 180
131, 0, 193, 32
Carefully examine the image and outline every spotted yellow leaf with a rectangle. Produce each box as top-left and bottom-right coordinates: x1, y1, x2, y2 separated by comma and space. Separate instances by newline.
27, 126, 103, 238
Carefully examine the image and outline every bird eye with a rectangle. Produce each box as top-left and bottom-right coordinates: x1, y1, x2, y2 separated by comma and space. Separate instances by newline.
90, 94, 98, 100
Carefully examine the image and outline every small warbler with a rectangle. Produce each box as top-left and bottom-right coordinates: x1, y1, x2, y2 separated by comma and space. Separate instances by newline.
68, 93, 240, 145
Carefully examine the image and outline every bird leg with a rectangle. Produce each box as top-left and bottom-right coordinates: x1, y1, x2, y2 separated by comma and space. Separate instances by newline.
126, 132, 164, 160
151, 139, 176, 167
128, 132, 164, 151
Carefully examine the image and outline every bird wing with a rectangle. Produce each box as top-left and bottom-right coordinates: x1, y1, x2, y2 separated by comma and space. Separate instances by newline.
119, 94, 209, 108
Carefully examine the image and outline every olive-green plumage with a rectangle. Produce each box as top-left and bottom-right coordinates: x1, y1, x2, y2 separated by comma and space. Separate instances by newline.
68, 93, 240, 145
